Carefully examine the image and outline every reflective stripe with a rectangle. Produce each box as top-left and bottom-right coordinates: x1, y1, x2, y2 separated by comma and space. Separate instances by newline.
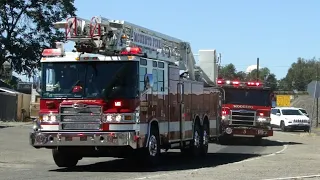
41, 125, 59, 131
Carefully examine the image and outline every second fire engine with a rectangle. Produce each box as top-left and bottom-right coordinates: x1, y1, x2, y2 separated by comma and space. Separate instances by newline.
216, 79, 273, 145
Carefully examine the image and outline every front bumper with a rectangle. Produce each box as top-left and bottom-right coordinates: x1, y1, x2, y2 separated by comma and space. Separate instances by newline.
287, 123, 310, 130
223, 126, 273, 137
30, 131, 137, 149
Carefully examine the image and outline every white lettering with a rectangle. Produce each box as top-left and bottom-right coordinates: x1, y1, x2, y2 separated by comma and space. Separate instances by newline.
132, 31, 162, 49
233, 105, 254, 109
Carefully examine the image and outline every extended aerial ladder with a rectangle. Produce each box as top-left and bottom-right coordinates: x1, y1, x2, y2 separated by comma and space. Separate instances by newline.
52, 16, 219, 85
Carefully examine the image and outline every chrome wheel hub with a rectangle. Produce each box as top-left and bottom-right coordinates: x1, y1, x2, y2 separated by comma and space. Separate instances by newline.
148, 135, 158, 156
194, 131, 200, 147
203, 130, 208, 145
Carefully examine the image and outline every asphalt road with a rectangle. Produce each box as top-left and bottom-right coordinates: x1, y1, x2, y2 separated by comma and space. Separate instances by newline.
0, 125, 285, 180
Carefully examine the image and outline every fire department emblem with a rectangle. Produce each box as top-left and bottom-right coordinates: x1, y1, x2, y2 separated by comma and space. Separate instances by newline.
72, 103, 87, 109
239, 110, 249, 113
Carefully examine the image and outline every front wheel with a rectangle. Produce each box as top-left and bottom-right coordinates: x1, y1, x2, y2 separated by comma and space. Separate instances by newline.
141, 126, 161, 166
304, 127, 310, 132
52, 149, 79, 168
280, 121, 287, 132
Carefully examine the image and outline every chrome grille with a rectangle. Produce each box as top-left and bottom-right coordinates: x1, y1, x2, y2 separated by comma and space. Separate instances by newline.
60, 105, 102, 130
61, 106, 101, 114
230, 110, 256, 126
293, 119, 308, 123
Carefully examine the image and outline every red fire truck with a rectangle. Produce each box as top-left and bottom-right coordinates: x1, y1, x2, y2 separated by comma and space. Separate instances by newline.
215, 79, 273, 145
29, 16, 222, 167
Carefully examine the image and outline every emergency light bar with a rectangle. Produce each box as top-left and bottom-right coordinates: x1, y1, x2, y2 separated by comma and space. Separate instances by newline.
217, 79, 263, 87
120, 46, 143, 56
42, 49, 62, 57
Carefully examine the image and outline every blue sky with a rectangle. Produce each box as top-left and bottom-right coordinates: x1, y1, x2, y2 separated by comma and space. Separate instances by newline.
18, 0, 320, 81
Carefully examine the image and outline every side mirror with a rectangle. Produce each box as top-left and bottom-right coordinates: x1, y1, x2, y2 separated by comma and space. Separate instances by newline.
276, 113, 281, 116
306, 114, 309, 117
144, 74, 153, 90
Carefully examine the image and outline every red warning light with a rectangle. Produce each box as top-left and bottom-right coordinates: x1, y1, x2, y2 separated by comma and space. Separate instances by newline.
114, 101, 122, 107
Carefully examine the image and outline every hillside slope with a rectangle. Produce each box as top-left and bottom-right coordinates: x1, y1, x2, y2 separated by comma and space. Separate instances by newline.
291, 95, 319, 127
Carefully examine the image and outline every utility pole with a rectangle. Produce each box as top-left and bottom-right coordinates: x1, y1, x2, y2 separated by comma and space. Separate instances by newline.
256, 58, 259, 81
317, 62, 319, 127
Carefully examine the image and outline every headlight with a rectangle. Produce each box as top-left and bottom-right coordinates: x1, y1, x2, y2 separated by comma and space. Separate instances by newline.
103, 114, 123, 122
40, 114, 57, 122
115, 115, 122, 122
257, 117, 271, 122
33, 119, 41, 131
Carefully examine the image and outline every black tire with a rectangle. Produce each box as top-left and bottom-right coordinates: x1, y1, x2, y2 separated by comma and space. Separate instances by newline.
217, 134, 230, 145
181, 122, 202, 157
304, 127, 310, 132
52, 149, 79, 168
191, 122, 203, 157
252, 136, 262, 146
144, 126, 161, 166
280, 121, 286, 132
200, 123, 209, 156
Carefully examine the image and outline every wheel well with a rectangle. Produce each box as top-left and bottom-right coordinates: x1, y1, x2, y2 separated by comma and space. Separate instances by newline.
203, 116, 209, 127
194, 116, 201, 127
150, 121, 159, 132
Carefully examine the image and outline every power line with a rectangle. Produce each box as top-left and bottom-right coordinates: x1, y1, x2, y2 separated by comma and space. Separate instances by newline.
219, 64, 292, 68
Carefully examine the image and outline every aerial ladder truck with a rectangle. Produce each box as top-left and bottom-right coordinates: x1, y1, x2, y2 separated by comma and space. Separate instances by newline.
30, 15, 223, 168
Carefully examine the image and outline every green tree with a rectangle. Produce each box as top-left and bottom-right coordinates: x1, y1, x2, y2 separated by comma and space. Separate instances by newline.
246, 67, 278, 90
4, 75, 21, 89
218, 63, 278, 88
247, 67, 270, 81
281, 57, 319, 91
265, 73, 277, 90
218, 63, 237, 79
235, 71, 246, 81
0, 0, 76, 76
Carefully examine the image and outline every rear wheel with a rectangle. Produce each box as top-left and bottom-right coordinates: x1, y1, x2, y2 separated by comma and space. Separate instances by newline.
52, 149, 79, 168
200, 123, 209, 156
180, 122, 202, 157
193, 123, 203, 156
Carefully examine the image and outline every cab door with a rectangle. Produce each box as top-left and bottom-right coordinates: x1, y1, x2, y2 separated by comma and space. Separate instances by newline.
270, 108, 281, 126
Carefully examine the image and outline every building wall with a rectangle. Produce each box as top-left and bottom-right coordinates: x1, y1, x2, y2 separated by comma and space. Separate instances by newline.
16, 93, 31, 121
0, 92, 17, 121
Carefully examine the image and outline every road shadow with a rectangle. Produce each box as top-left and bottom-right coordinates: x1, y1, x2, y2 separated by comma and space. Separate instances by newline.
50, 152, 259, 172
219, 138, 303, 146
273, 128, 308, 133
0, 125, 11, 129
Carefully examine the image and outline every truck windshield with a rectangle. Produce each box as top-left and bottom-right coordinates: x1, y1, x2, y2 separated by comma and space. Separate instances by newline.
224, 88, 271, 107
41, 61, 139, 99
